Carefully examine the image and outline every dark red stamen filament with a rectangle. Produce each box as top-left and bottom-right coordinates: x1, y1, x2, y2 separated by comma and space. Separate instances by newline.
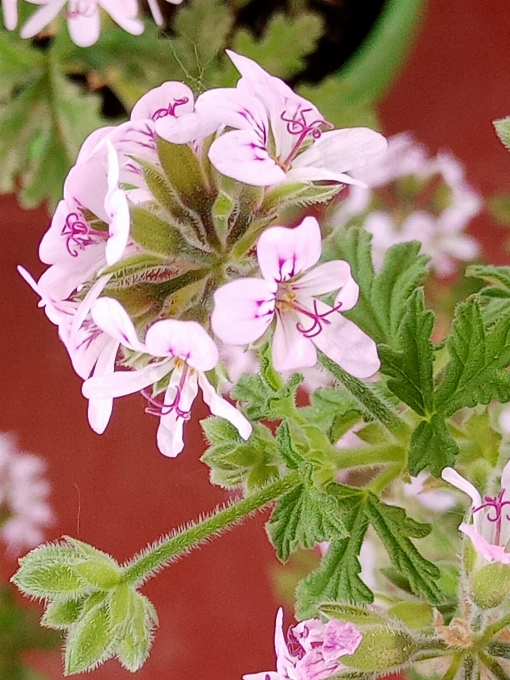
151, 97, 190, 122
473, 489, 510, 545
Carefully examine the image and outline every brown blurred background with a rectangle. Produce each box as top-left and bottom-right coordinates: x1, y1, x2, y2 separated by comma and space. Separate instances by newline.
1, 0, 509, 677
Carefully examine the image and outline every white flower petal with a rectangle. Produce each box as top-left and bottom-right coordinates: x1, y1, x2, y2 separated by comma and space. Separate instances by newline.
145, 319, 219, 371
83, 361, 169, 399
310, 302, 380, 379
156, 369, 199, 457
90, 297, 145, 352
131, 81, 194, 122
295, 261, 352, 297
20, 1, 64, 38
211, 278, 275, 345
198, 373, 252, 440
257, 216, 322, 283
272, 311, 317, 372
86, 340, 119, 434
293, 128, 388, 175
208, 129, 285, 186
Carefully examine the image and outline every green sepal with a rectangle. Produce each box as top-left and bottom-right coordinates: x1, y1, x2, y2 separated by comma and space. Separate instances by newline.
107, 583, 134, 631
156, 135, 213, 212
319, 602, 389, 626
341, 626, 417, 672
212, 191, 235, 238
116, 592, 157, 673
201, 418, 280, 492
13, 557, 88, 601
64, 600, 116, 675
261, 182, 342, 215
267, 464, 348, 562
102, 253, 203, 290
387, 601, 434, 629
71, 560, 122, 590
41, 597, 88, 630
130, 206, 211, 263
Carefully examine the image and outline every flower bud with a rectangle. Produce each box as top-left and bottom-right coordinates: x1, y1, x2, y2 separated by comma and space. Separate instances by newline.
471, 562, 510, 609
341, 626, 417, 672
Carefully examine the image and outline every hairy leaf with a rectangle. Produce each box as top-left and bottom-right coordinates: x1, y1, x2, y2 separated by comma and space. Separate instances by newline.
323, 229, 429, 351
267, 466, 347, 562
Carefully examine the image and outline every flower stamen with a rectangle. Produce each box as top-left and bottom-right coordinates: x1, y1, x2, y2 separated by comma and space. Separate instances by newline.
142, 365, 192, 421
62, 212, 103, 257
281, 106, 333, 167
151, 97, 190, 122
473, 489, 510, 545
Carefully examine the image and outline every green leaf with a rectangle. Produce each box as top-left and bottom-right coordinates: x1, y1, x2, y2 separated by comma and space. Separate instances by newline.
495, 117, 510, 151
300, 387, 361, 442
323, 229, 429, 351
319, 602, 388, 625
231, 345, 303, 421
378, 288, 434, 416
296, 485, 441, 617
13, 559, 88, 601
233, 12, 323, 79
267, 466, 347, 562
408, 416, 458, 476
435, 298, 510, 416
64, 601, 116, 675
201, 419, 280, 491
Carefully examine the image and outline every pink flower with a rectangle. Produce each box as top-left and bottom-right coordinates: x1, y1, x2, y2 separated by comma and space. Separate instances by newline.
333, 133, 481, 278
22, 0, 144, 47
244, 609, 362, 680
82, 297, 252, 457
0, 434, 54, 556
442, 462, 510, 564
211, 216, 380, 378
157, 50, 387, 187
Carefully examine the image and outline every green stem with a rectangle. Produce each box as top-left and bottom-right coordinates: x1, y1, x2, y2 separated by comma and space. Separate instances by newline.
442, 652, 465, 680
318, 351, 410, 439
331, 444, 404, 470
369, 463, 404, 494
122, 472, 299, 586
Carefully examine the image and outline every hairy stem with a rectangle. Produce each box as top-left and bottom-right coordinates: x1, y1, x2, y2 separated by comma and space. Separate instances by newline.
122, 472, 299, 586
318, 352, 410, 439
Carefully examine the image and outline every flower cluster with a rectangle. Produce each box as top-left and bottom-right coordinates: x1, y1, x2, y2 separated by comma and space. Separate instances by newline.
0, 434, 53, 555
244, 609, 362, 680
21, 51, 386, 458
3, 0, 183, 46
332, 133, 482, 277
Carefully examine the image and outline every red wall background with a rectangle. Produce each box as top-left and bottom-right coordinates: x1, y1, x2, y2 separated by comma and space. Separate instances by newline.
1, 0, 509, 677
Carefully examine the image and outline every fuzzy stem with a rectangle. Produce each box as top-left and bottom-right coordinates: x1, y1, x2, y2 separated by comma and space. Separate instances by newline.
331, 444, 404, 470
318, 352, 410, 439
442, 652, 465, 680
478, 612, 510, 645
122, 472, 299, 586
479, 652, 508, 680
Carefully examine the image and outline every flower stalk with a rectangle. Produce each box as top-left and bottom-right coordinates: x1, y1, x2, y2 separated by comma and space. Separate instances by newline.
122, 471, 300, 586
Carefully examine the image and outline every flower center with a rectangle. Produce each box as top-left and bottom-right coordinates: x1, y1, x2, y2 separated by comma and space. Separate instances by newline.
61, 211, 104, 257
473, 488, 510, 545
151, 97, 190, 122
276, 284, 343, 339
142, 363, 192, 421
281, 104, 333, 167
